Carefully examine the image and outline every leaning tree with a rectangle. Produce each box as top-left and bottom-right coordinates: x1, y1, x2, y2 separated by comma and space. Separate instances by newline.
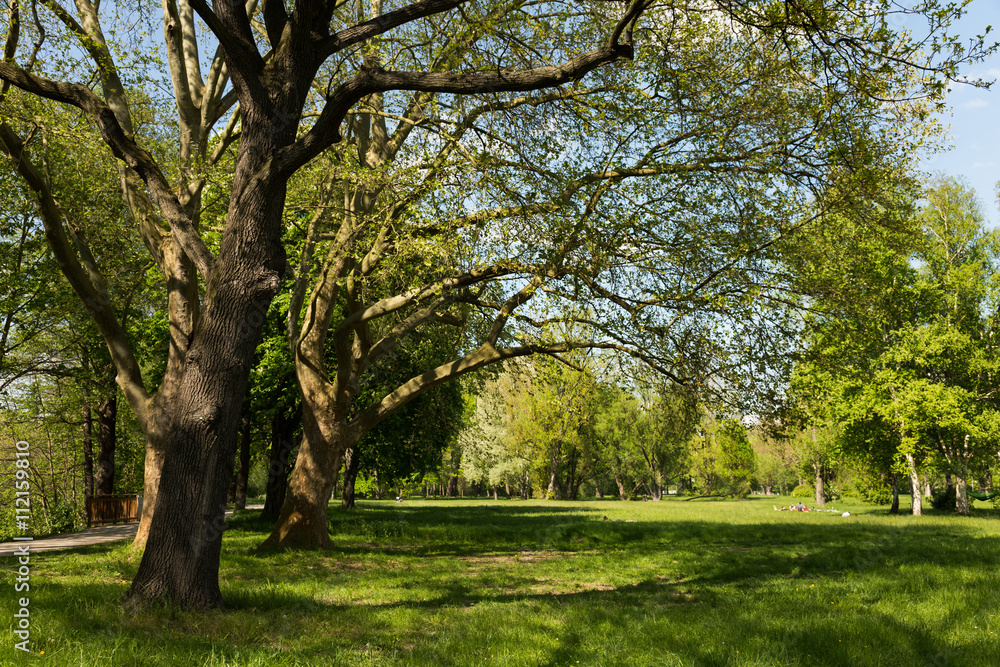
0, 0, 988, 608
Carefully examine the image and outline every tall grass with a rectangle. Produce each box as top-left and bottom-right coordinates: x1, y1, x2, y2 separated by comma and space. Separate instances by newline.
3, 497, 999, 665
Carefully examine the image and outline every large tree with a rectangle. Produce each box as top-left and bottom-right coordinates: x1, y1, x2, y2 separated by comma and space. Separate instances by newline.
0, 0, 648, 608
0, 0, 986, 608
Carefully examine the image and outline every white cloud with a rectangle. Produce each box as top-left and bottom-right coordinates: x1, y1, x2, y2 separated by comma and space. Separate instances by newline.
962, 98, 990, 109
971, 161, 996, 168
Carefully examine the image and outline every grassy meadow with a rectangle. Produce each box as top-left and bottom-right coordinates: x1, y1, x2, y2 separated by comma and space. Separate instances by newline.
3, 497, 1000, 666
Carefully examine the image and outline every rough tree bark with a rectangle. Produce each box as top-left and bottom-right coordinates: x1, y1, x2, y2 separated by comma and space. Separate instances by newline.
342, 446, 360, 509
813, 463, 825, 508
233, 411, 252, 511
261, 402, 300, 521
94, 394, 116, 495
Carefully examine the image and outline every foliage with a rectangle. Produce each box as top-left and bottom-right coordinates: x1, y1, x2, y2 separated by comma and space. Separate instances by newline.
791, 484, 815, 498
787, 176, 1000, 515
930, 485, 957, 512
849, 467, 894, 506
716, 420, 757, 498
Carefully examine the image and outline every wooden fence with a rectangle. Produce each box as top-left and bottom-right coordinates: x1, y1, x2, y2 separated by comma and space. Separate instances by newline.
86, 494, 141, 527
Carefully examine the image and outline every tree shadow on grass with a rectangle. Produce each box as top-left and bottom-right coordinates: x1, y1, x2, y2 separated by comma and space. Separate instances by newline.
26, 511, 1000, 666
216, 523, 1000, 666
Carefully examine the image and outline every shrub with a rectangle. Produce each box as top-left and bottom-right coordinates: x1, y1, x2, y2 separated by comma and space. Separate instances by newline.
930, 486, 956, 511
44, 499, 78, 535
850, 474, 893, 505
791, 484, 814, 498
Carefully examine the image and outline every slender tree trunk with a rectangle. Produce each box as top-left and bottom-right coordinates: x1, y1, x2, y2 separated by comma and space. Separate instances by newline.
342, 446, 360, 509
82, 404, 95, 505
547, 442, 561, 499
889, 473, 900, 514
95, 393, 117, 495
262, 407, 300, 521
956, 438, 971, 516
905, 453, 922, 516
233, 411, 252, 511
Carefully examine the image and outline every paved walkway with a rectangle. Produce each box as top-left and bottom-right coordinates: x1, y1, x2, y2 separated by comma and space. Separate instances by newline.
0, 505, 263, 556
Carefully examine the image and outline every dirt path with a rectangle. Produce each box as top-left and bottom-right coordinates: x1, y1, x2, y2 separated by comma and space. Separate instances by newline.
0, 505, 264, 556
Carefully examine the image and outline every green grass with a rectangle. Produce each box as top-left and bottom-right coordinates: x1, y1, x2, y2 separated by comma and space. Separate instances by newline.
4, 497, 1000, 666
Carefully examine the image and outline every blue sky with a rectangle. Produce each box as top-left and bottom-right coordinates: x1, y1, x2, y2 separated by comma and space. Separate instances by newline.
919, 1, 1000, 224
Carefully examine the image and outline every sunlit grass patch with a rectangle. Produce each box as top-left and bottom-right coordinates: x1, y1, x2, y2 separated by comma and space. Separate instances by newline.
4, 497, 1000, 665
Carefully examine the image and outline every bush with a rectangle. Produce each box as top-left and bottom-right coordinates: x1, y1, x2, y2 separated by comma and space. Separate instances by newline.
44, 499, 78, 535
791, 484, 814, 498
824, 483, 842, 502
850, 474, 893, 505
930, 486, 956, 511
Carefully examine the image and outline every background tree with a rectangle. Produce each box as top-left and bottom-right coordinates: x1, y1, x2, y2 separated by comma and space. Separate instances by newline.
788, 177, 1000, 516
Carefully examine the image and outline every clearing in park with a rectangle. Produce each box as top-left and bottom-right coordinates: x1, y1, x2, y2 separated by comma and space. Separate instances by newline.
2, 496, 998, 666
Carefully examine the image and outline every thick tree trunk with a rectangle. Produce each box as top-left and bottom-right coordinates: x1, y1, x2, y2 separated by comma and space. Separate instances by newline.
127, 411, 239, 608
905, 453, 922, 516
447, 474, 459, 496
813, 464, 825, 507
342, 446, 360, 509
651, 471, 663, 501
133, 438, 165, 547
955, 474, 969, 516
126, 112, 293, 606
615, 473, 628, 500
95, 394, 117, 495
233, 411, 252, 511
263, 406, 352, 549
